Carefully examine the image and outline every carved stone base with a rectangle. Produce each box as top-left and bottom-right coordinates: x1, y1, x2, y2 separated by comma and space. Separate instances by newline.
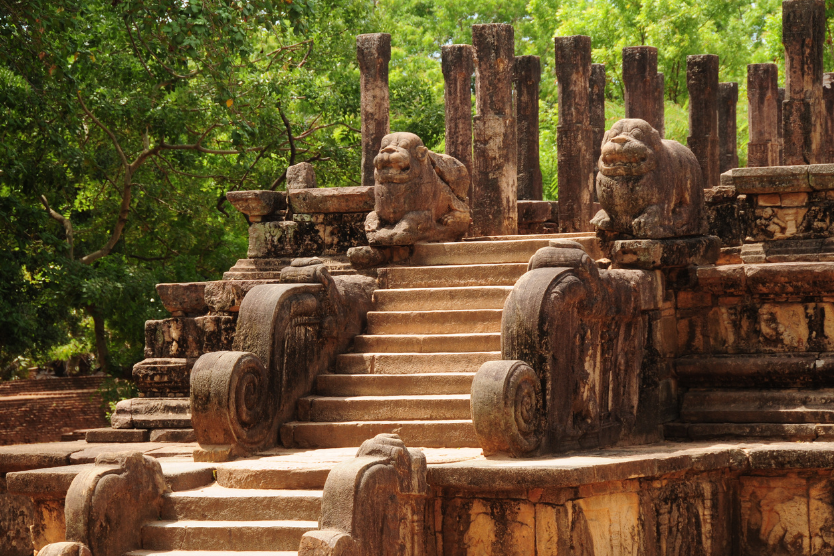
611, 235, 721, 269
110, 398, 191, 429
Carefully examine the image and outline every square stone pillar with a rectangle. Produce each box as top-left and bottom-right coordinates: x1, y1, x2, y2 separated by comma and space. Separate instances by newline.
590, 63, 607, 182
747, 64, 781, 167
554, 35, 594, 233
514, 55, 542, 201
357, 33, 391, 188
782, 0, 826, 165
718, 82, 739, 173
442, 44, 475, 200
656, 73, 666, 138
825, 73, 834, 163
687, 54, 720, 188
471, 23, 517, 237
623, 46, 664, 133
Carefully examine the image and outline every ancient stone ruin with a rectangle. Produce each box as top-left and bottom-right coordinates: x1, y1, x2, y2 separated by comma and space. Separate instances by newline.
7, 2, 834, 555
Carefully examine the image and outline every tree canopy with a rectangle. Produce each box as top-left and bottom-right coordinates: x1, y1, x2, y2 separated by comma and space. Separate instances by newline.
1, 0, 831, 378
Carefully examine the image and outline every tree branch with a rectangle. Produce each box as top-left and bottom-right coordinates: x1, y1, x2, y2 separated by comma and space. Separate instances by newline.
76, 91, 129, 169
40, 195, 74, 260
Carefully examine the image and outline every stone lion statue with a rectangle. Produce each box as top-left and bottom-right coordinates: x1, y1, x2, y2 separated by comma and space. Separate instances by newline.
591, 119, 707, 239
365, 132, 471, 246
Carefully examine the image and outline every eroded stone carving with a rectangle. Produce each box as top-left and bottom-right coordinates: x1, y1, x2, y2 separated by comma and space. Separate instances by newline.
298, 433, 428, 556
592, 118, 707, 238
36, 543, 92, 556
63, 452, 167, 556
365, 132, 471, 246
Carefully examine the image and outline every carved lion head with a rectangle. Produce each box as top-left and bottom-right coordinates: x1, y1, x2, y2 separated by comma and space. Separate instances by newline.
374, 132, 429, 184
599, 119, 662, 177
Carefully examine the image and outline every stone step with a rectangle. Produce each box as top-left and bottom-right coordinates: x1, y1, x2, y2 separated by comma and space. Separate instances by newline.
280, 420, 478, 448
366, 309, 502, 335
335, 352, 500, 375
161, 484, 321, 522
676, 353, 834, 388
681, 389, 834, 423
378, 263, 527, 289
127, 551, 297, 556
316, 373, 474, 396
353, 333, 500, 354
372, 286, 512, 311
297, 394, 471, 422
141, 520, 317, 551
410, 235, 600, 265
664, 422, 826, 442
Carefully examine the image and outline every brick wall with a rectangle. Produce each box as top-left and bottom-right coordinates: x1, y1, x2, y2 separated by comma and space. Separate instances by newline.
0, 377, 109, 446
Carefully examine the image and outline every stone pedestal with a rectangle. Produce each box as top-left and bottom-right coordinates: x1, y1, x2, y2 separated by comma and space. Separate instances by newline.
357, 33, 391, 187
471, 24, 517, 237
747, 63, 782, 167
554, 35, 593, 232
623, 46, 664, 133
441, 44, 475, 196
687, 54, 720, 189
589, 63, 606, 181
782, 0, 825, 165
718, 82, 739, 173
514, 55, 542, 200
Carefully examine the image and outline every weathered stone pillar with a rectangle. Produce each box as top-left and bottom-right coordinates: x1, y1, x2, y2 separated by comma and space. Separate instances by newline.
687, 54, 720, 188
471, 23, 517, 236
656, 73, 666, 138
442, 44, 474, 198
825, 73, 834, 162
623, 46, 663, 132
514, 55, 542, 200
590, 63, 606, 177
357, 33, 391, 187
778, 86, 786, 164
747, 64, 781, 167
554, 35, 594, 232
718, 82, 739, 173
782, 0, 826, 165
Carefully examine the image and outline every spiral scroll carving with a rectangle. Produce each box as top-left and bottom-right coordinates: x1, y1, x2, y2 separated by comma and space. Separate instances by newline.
470, 360, 543, 456
190, 351, 274, 451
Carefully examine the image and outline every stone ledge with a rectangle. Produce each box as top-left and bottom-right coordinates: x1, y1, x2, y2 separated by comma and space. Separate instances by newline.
426, 441, 834, 491
697, 261, 834, 295
288, 186, 375, 214
612, 236, 720, 269
724, 164, 834, 194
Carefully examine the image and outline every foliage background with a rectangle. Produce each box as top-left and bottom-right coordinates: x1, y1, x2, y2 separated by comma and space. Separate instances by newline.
1, 0, 831, 378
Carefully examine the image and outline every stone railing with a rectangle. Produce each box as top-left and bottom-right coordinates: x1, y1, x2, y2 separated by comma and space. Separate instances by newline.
190, 260, 374, 461
471, 240, 665, 456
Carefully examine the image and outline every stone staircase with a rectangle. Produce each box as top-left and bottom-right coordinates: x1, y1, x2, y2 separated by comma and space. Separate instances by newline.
125, 455, 328, 556
280, 233, 599, 449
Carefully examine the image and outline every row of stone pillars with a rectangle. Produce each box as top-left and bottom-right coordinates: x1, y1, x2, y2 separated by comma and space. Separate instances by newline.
355, 1, 833, 236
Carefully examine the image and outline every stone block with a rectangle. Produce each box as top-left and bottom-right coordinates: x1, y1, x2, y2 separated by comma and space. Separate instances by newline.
110, 398, 191, 430
84, 428, 149, 443
247, 221, 324, 259
144, 315, 235, 360
149, 429, 196, 443
810, 163, 834, 190
517, 200, 551, 223
757, 193, 781, 206
286, 162, 317, 189
611, 236, 720, 269
155, 282, 208, 317
226, 190, 287, 222
133, 358, 194, 397
781, 192, 809, 206
288, 186, 375, 214
730, 165, 811, 194
203, 281, 244, 313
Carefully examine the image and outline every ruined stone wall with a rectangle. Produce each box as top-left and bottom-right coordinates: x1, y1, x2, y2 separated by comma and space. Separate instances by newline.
425, 447, 834, 555
0, 377, 107, 446
0, 475, 34, 556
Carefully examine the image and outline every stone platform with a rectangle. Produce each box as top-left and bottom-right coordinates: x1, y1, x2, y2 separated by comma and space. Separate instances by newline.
6, 439, 834, 554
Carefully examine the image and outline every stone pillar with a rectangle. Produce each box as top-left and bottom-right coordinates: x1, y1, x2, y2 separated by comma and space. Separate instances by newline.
590, 63, 606, 179
623, 46, 663, 132
442, 44, 475, 199
825, 73, 834, 162
687, 54, 720, 188
747, 64, 781, 167
782, 0, 826, 165
514, 55, 542, 200
471, 23, 517, 236
554, 35, 594, 233
778, 86, 785, 161
718, 82, 739, 173
357, 33, 391, 187
656, 73, 666, 138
